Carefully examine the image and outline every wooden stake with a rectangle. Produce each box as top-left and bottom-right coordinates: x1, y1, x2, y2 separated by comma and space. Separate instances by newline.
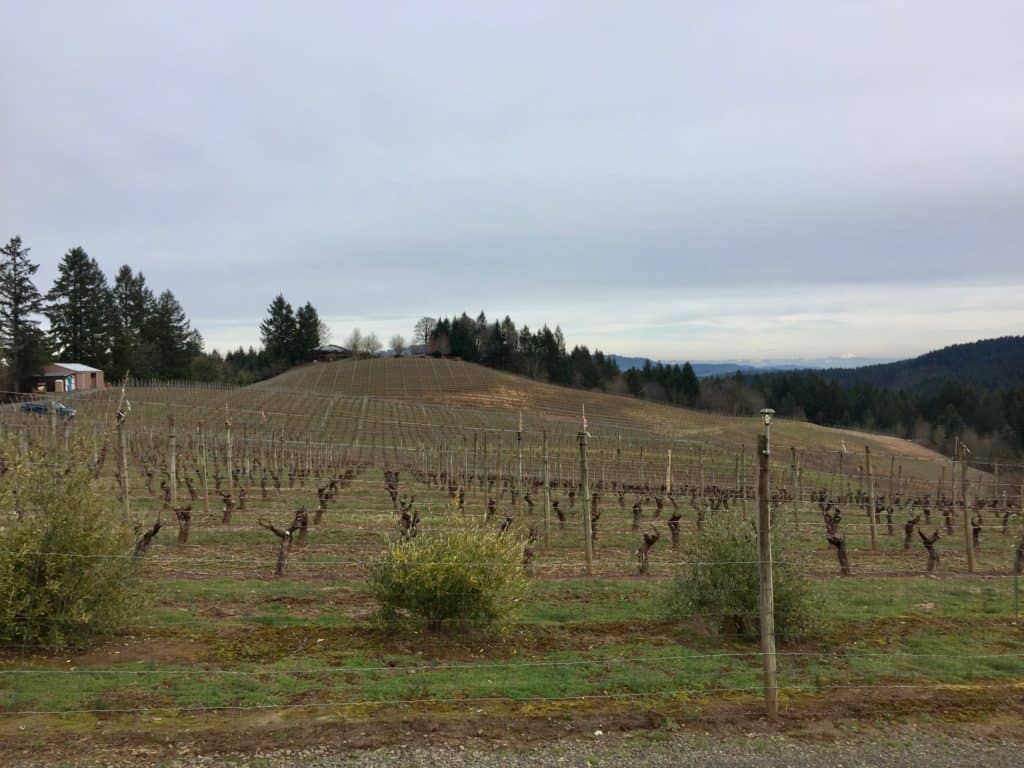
579, 430, 593, 576
757, 433, 778, 721
865, 446, 877, 550
542, 429, 551, 549
199, 423, 210, 516
962, 442, 975, 573
225, 406, 234, 498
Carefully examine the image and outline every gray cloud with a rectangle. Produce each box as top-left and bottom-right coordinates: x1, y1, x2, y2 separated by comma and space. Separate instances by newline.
2, 1, 1022, 357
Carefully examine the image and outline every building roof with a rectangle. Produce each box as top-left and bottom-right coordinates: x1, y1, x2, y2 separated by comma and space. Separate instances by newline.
49, 362, 103, 373
313, 345, 350, 354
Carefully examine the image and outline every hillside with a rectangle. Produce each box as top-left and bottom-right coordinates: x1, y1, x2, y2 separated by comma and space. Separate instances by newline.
252, 356, 947, 469
821, 336, 1024, 393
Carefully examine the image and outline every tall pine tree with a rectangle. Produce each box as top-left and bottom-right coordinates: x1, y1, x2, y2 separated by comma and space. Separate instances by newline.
0, 236, 48, 389
260, 295, 298, 367
110, 265, 155, 379
46, 246, 113, 369
295, 302, 323, 363
144, 290, 201, 379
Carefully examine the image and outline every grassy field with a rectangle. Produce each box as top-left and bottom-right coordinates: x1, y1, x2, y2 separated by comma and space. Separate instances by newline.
1, 359, 1021, 762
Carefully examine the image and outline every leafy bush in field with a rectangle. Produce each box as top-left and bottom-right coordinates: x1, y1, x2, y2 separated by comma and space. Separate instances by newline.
663, 513, 822, 642
369, 513, 530, 631
0, 443, 138, 649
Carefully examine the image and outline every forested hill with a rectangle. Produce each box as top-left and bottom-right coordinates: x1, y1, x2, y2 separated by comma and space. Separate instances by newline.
821, 336, 1024, 393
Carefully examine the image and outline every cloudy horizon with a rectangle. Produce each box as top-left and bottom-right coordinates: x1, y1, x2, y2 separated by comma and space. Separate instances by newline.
3, 1, 1023, 362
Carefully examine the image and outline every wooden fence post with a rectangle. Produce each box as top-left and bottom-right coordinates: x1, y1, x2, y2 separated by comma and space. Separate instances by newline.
517, 412, 523, 514
962, 442, 975, 573
865, 446, 877, 550
790, 446, 799, 524
168, 415, 177, 509
757, 433, 778, 721
579, 430, 593, 576
739, 447, 747, 521
225, 407, 233, 498
542, 429, 551, 549
199, 423, 210, 515
117, 409, 130, 524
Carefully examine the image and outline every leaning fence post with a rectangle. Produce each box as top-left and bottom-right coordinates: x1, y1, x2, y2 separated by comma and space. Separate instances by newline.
757, 433, 778, 721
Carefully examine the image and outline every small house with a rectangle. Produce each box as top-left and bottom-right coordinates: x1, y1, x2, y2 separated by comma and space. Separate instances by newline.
34, 363, 105, 393
312, 345, 352, 363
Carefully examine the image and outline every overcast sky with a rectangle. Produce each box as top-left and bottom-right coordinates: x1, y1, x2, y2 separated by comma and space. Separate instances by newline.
2, 1, 1023, 361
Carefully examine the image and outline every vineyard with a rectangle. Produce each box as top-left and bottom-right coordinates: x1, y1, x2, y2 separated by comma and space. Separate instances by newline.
2, 357, 1023, 763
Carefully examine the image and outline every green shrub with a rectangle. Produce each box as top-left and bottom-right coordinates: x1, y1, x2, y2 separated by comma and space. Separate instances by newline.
0, 443, 138, 649
662, 513, 823, 642
369, 513, 530, 631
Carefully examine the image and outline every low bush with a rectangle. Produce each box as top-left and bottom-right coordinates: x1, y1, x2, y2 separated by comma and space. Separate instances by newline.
662, 512, 823, 642
0, 443, 138, 649
369, 512, 530, 631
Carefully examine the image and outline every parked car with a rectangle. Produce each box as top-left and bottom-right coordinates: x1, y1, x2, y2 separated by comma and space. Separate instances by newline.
20, 401, 76, 418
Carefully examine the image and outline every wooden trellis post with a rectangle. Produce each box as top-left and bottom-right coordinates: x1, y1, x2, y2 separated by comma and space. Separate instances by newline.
791, 446, 799, 524
168, 415, 178, 508
962, 442, 975, 573
579, 429, 593, 576
665, 448, 672, 494
739, 447, 747, 521
199, 423, 210, 515
757, 433, 778, 721
616, 432, 622, 487
889, 456, 896, 502
496, 431, 503, 513
542, 429, 552, 549
225, 406, 234, 498
516, 412, 523, 514
865, 446, 876, 550
117, 405, 130, 524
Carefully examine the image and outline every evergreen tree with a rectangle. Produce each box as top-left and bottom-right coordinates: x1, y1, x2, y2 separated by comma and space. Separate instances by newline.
680, 362, 700, 406
294, 302, 323, 362
259, 294, 297, 367
144, 290, 201, 379
110, 265, 155, 379
0, 236, 48, 389
45, 246, 113, 369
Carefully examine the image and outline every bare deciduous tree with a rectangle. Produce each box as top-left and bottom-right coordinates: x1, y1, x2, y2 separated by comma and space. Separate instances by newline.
413, 316, 436, 347
364, 332, 382, 356
345, 328, 363, 353
389, 334, 406, 356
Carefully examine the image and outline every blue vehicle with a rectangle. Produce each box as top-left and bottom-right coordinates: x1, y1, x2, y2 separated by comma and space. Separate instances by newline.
21, 401, 76, 418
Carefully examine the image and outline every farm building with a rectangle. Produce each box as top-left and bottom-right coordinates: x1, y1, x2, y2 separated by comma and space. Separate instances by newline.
29, 363, 105, 393
312, 344, 353, 363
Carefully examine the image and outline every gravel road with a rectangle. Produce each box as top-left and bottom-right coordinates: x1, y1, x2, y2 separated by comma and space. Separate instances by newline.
10, 730, 1022, 768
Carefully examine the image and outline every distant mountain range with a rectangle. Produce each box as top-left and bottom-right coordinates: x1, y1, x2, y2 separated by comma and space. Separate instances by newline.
608, 354, 897, 378
816, 335, 1024, 393
612, 335, 1024, 393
